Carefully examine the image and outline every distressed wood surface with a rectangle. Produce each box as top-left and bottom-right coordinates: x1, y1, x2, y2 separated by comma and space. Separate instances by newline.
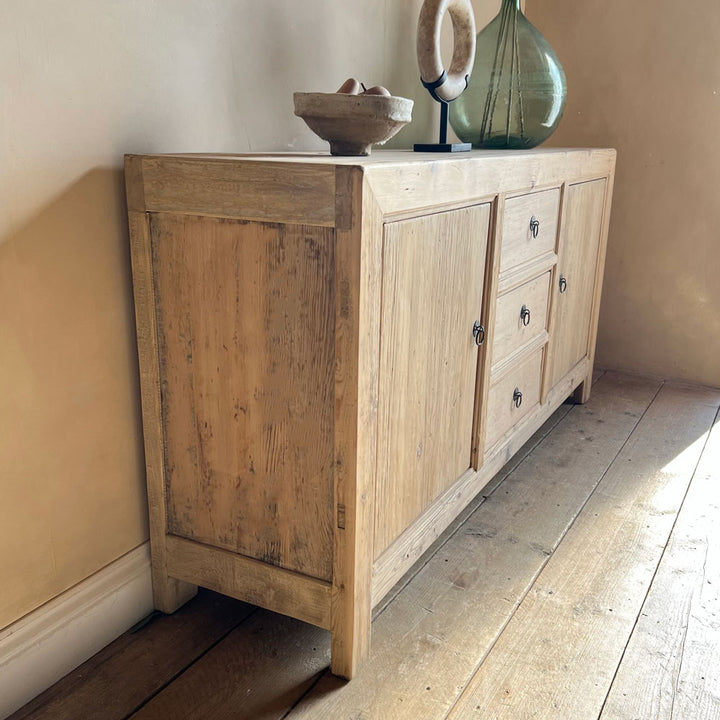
600, 405, 720, 720
374, 204, 490, 557
125, 148, 616, 677
329, 167, 382, 678
447, 382, 720, 720
152, 214, 335, 582
165, 536, 331, 629
286, 372, 661, 720
130, 156, 337, 226
127, 209, 197, 613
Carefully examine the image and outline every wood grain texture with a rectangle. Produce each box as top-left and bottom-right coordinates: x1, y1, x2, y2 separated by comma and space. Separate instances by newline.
125, 149, 616, 677
129, 609, 330, 720
485, 348, 544, 450
363, 148, 616, 217
374, 204, 490, 557
500, 188, 560, 274
135, 156, 337, 226
165, 536, 331, 629
7, 591, 253, 720
329, 167, 381, 678
447, 382, 720, 720
286, 372, 661, 720
547, 178, 607, 390
600, 406, 720, 720
473, 196, 504, 468
127, 209, 197, 613
152, 214, 335, 581
492, 270, 551, 370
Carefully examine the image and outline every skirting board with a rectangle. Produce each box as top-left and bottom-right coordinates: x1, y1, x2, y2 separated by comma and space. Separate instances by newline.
0, 543, 153, 719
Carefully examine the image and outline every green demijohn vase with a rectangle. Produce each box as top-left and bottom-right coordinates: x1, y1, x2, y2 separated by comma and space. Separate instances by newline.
449, 0, 566, 149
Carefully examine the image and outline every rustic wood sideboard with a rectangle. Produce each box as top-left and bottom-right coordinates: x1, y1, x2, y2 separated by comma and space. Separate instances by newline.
125, 148, 616, 678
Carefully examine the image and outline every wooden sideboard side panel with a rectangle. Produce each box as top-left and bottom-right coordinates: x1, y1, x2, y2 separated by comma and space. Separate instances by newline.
136, 156, 337, 226
127, 209, 198, 613
373, 204, 490, 557
151, 213, 336, 582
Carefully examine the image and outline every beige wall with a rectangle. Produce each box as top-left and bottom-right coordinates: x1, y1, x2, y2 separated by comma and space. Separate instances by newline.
0, 0, 470, 630
526, 0, 720, 387
11, 0, 709, 632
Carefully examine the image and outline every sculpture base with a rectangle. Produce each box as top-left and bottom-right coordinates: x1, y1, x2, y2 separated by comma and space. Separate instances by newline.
414, 142, 472, 152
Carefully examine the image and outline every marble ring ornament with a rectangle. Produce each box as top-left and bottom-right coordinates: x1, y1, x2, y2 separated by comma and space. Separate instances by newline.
417, 0, 476, 103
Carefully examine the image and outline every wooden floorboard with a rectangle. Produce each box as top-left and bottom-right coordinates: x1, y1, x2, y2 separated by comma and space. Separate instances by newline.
128, 609, 330, 720
9, 371, 720, 720
7, 590, 254, 720
285, 372, 661, 719
445, 382, 720, 720
600, 406, 720, 720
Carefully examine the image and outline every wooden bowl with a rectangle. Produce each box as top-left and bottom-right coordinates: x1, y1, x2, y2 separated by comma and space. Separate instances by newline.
293, 92, 414, 156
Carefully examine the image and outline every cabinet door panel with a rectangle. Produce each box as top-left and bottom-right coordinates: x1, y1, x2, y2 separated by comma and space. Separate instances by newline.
548, 179, 606, 388
374, 205, 490, 558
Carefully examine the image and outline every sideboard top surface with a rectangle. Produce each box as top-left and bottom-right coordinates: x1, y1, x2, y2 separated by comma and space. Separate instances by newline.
125, 148, 616, 229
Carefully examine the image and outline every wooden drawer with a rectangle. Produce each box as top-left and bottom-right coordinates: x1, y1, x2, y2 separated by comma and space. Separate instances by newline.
485, 349, 543, 450
500, 189, 560, 273
492, 271, 551, 369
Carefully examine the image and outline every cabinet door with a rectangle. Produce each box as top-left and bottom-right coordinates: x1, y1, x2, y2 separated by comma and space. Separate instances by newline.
547, 179, 607, 389
374, 204, 490, 558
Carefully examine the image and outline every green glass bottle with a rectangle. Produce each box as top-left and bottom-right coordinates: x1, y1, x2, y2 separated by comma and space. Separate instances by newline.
449, 0, 566, 149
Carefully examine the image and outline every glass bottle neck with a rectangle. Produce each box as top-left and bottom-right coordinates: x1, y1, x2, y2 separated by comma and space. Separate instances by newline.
501, 0, 522, 10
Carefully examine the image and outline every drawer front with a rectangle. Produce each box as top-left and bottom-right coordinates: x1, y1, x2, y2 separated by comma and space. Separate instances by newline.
500, 189, 560, 273
492, 271, 551, 369
485, 349, 543, 450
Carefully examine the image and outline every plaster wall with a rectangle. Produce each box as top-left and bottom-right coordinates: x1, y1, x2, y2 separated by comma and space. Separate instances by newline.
525, 0, 720, 387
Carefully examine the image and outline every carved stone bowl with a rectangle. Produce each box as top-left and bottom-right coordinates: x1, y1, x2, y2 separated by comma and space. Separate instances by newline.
293, 92, 414, 156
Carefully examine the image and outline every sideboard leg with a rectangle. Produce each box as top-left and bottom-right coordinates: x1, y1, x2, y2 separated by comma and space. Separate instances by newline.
329, 587, 372, 679
152, 570, 197, 614
573, 373, 593, 404
152, 553, 197, 615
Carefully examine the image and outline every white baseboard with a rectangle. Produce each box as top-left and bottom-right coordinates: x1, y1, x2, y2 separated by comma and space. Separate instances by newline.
0, 543, 153, 719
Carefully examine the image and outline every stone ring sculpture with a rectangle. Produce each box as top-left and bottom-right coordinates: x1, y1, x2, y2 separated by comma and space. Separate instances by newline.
416, 0, 476, 103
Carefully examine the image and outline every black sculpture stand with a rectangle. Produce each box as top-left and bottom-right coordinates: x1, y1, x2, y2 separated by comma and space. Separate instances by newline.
414, 100, 471, 153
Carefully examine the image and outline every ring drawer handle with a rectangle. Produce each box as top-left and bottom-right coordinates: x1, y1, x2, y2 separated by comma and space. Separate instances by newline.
559, 274, 568, 293
513, 388, 523, 408
520, 305, 531, 327
529, 216, 540, 238
472, 321, 485, 346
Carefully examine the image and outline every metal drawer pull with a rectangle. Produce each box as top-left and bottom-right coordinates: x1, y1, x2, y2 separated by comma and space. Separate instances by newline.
529, 216, 540, 238
513, 387, 523, 408
559, 274, 568, 293
520, 305, 531, 326
472, 321, 485, 346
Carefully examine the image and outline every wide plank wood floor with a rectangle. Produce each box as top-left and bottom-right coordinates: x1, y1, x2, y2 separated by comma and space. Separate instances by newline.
9, 371, 720, 720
